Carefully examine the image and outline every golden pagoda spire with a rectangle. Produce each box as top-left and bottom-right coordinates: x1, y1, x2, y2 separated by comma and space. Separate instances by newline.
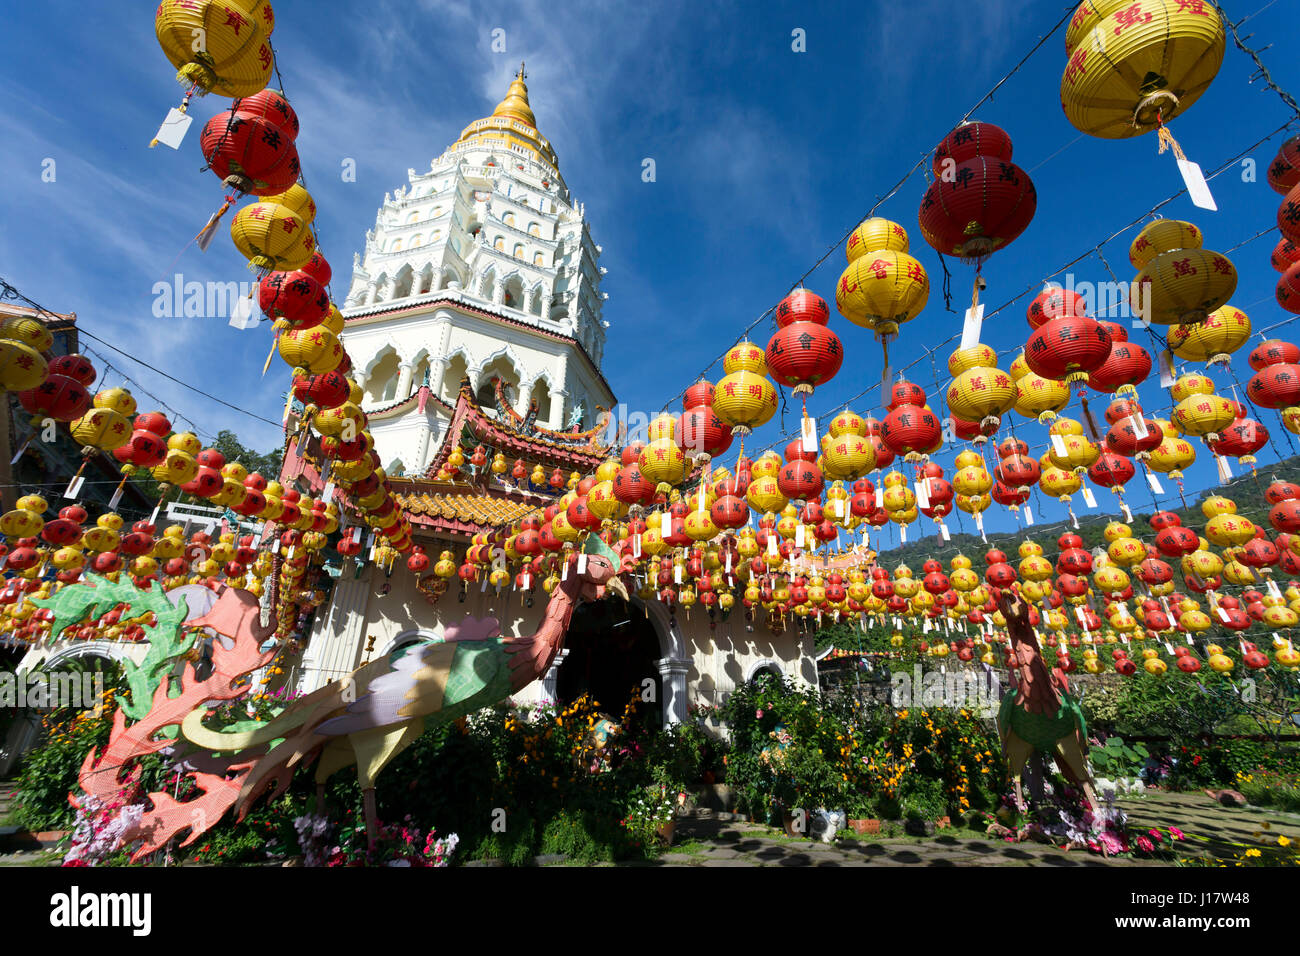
492, 61, 536, 127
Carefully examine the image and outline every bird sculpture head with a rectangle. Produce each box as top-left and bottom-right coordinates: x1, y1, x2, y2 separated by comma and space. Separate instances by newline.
578, 534, 629, 603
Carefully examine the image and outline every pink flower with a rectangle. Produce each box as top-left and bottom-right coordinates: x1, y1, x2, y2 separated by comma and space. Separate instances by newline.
1136, 836, 1154, 854
756, 709, 763, 718
1169, 827, 1184, 841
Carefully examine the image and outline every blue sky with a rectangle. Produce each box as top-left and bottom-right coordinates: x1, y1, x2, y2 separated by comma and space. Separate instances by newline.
2, 0, 1299, 540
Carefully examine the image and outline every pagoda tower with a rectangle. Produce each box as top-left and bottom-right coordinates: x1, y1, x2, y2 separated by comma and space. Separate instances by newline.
339, 64, 615, 476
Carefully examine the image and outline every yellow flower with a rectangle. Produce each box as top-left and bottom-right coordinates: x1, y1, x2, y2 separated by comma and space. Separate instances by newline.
1245, 849, 1261, 858
1280, 836, 1292, 847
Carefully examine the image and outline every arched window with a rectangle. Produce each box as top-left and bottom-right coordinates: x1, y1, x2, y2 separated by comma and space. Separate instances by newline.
513, 243, 525, 259
392, 239, 403, 253
366, 351, 401, 405
494, 236, 505, 252
410, 235, 423, 248
503, 212, 516, 228
528, 223, 540, 237
407, 212, 419, 224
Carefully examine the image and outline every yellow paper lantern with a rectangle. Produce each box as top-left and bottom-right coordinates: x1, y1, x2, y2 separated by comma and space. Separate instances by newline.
231, 200, 316, 272
154, 0, 275, 97
1167, 305, 1250, 365
278, 327, 343, 375
1061, 0, 1225, 140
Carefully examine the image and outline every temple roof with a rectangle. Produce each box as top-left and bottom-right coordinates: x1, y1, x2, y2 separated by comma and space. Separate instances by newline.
451, 63, 559, 170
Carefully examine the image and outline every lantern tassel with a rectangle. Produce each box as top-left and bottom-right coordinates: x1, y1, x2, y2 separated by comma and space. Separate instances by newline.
195, 195, 237, 252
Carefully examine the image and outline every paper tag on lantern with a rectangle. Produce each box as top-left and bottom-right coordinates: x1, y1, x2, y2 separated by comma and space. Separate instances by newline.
1147, 472, 1164, 495
915, 481, 930, 510
228, 293, 258, 330
1158, 350, 1176, 388
697, 492, 706, 514
322, 480, 335, 502
632, 534, 641, 559
1129, 414, 1148, 439
767, 534, 778, 556
1121, 503, 1133, 524
795, 524, 805, 549
725, 552, 732, 573
286, 546, 296, 562
108, 485, 124, 510
1268, 579, 1282, 599
576, 552, 588, 575
480, 578, 488, 592
975, 511, 986, 542
1217, 605, 1233, 624
561, 560, 569, 582
62, 475, 84, 500
149, 504, 161, 526
833, 497, 844, 518
1024, 505, 1034, 526
801, 416, 818, 453
875, 487, 885, 510
960, 304, 985, 350
270, 538, 281, 555
1051, 434, 1068, 458
1165, 641, 1176, 656
673, 564, 682, 585
366, 531, 376, 549
923, 617, 932, 633
1177, 158, 1217, 211
899, 525, 907, 543
153, 108, 193, 150
1215, 455, 1232, 484
1071, 512, 1079, 530
1081, 486, 1097, 509
940, 523, 951, 542
522, 572, 531, 590
661, 511, 672, 538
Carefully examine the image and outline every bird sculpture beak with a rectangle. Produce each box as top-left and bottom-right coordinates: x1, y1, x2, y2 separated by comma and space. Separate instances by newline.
605, 575, 628, 601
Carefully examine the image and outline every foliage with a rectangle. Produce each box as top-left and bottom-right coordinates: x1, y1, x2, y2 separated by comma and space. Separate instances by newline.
12, 681, 122, 832
1235, 769, 1300, 812
1088, 736, 1150, 780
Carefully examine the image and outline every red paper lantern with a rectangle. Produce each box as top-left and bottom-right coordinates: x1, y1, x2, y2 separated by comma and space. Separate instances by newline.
200, 111, 301, 195
765, 291, 842, 394
1248, 364, 1300, 409
919, 122, 1036, 260
1087, 342, 1151, 395
259, 269, 329, 329
1249, 338, 1300, 370
1277, 262, 1300, 315
1271, 238, 1300, 273
18, 375, 91, 422
1088, 452, 1134, 489
1026, 315, 1113, 383
1026, 286, 1087, 329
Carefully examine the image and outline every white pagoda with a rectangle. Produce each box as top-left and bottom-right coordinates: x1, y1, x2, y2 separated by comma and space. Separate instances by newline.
339, 64, 616, 477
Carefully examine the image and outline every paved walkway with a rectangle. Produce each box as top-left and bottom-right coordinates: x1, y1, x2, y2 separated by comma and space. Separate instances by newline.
630, 792, 1300, 867
2, 789, 1296, 867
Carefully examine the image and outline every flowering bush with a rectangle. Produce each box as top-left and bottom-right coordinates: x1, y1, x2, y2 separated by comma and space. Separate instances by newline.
62, 793, 144, 867
323, 814, 459, 867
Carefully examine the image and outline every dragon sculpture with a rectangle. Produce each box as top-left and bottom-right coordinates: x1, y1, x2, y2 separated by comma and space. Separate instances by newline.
995, 588, 1099, 811
61, 536, 627, 858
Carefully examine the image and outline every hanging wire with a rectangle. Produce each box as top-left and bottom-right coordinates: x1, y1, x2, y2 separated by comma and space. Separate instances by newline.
658, 3, 1080, 413
0, 277, 283, 430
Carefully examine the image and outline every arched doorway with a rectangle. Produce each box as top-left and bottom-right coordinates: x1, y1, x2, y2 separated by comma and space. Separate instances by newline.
556, 597, 662, 731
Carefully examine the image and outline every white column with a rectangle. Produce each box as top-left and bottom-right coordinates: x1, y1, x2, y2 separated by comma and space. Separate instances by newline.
541, 648, 570, 707
655, 657, 690, 728
299, 568, 372, 693
550, 388, 568, 430
396, 362, 414, 399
